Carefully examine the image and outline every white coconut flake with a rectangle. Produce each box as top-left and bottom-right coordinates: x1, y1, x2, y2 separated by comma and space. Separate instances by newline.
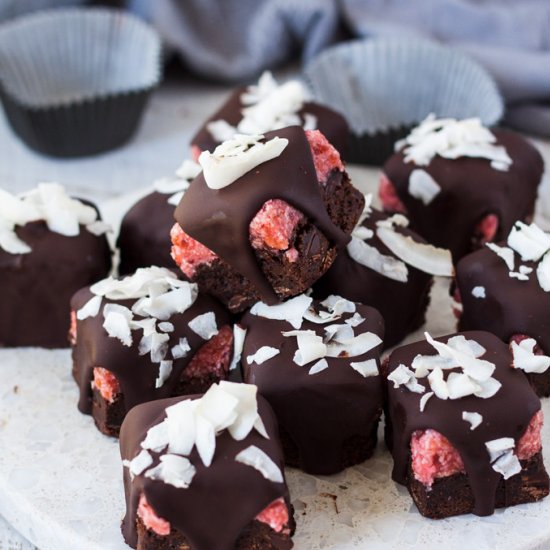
325, 331, 382, 358
230, 325, 247, 371
250, 295, 312, 329
485, 437, 521, 479
408, 169, 441, 205
283, 330, 327, 366
86, 220, 111, 236
188, 311, 219, 340
486, 242, 515, 271
145, 454, 197, 488
141, 420, 170, 452
492, 451, 522, 479
388, 364, 425, 394
158, 322, 174, 333
512, 338, 550, 374
346, 313, 365, 328
350, 358, 379, 378
247, 346, 280, 365
538, 252, 550, 292
123, 449, 153, 477
419, 391, 434, 412
155, 360, 174, 389
507, 221, 550, 262
474, 377, 502, 399
347, 235, 409, 282
472, 286, 486, 299
308, 358, 329, 375
133, 285, 197, 321
462, 411, 483, 431
172, 337, 191, 359
398, 115, 512, 170
428, 367, 449, 399
199, 134, 288, 190
76, 295, 102, 320
206, 119, 238, 143
376, 226, 453, 277
235, 445, 284, 483
103, 308, 133, 347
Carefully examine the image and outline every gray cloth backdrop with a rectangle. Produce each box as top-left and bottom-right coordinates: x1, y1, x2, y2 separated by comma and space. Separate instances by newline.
1, 0, 549, 135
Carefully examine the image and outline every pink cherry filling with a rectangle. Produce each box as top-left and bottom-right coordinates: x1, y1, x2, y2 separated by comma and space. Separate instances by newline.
92, 367, 120, 403
69, 310, 77, 346
410, 411, 543, 487
172, 130, 342, 278
138, 494, 290, 537
379, 173, 408, 214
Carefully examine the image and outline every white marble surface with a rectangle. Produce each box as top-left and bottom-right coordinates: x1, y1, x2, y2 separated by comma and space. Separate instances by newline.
1, 79, 550, 549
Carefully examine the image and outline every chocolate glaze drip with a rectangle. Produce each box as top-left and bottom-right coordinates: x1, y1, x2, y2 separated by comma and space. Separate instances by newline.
383, 129, 543, 261
313, 208, 433, 348
0, 205, 111, 348
456, 246, 550, 355
120, 394, 292, 550
191, 86, 349, 157
71, 286, 232, 414
175, 126, 350, 304
386, 330, 541, 516
118, 192, 176, 275
241, 301, 384, 474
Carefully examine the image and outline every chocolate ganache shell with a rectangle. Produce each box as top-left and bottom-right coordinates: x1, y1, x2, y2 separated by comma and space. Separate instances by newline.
71, 286, 232, 415
0, 205, 111, 348
175, 126, 350, 304
242, 301, 384, 474
191, 86, 349, 157
120, 394, 292, 550
118, 192, 175, 275
383, 129, 543, 261
385, 330, 541, 516
456, 245, 550, 356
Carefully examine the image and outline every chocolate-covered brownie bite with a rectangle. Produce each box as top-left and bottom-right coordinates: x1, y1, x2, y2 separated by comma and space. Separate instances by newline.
380, 116, 543, 261
455, 221, 550, 395
120, 382, 295, 549
385, 331, 549, 519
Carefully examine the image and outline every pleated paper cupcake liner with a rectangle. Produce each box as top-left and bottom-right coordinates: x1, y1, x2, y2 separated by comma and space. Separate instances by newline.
0, 8, 162, 157
304, 38, 504, 166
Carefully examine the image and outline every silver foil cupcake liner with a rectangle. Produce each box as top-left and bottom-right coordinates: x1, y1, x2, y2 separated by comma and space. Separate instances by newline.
0, 7, 162, 157
304, 38, 504, 165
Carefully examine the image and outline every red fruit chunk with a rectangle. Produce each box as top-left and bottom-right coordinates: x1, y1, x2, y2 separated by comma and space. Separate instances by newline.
93, 367, 120, 404
379, 173, 408, 214
69, 310, 77, 346
170, 223, 217, 279
305, 129, 344, 183
474, 214, 499, 246
183, 325, 233, 380
255, 497, 290, 534
138, 494, 171, 536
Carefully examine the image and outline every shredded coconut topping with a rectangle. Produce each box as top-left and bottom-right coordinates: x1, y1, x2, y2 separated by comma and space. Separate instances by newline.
154, 159, 201, 205
485, 437, 521, 479
511, 338, 550, 374
123, 381, 270, 489
79, 267, 202, 376
199, 134, 288, 189
207, 71, 315, 142
408, 169, 441, 204
391, 333, 501, 402
487, 222, 550, 292
235, 445, 283, 483
0, 183, 108, 254
396, 115, 513, 170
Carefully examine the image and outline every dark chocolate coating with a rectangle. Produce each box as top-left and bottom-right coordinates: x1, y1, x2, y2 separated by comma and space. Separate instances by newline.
71, 286, 232, 414
385, 330, 541, 517
117, 192, 175, 275
120, 394, 292, 550
175, 126, 350, 304
456, 245, 550, 355
313, 208, 433, 348
0, 213, 111, 348
242, 301, 384, 475
191, 86, 349, 158
383, 129, 543, 261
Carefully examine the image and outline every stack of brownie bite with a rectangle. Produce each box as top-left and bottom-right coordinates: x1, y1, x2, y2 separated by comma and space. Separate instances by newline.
4, 71, 548, 548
